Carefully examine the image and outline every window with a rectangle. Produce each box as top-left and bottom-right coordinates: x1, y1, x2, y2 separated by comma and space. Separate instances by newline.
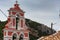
21, 20, 23, 28
19, 34, 24, 40
12, 34, 17, 40
13, 18, 15, 26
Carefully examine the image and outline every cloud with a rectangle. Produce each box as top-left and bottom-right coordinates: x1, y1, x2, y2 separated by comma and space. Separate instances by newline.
0, 0, 60, 31
19, 0, 60, 13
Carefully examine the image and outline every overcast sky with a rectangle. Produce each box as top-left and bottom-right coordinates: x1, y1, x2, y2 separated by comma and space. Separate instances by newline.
0, 0, 60, 31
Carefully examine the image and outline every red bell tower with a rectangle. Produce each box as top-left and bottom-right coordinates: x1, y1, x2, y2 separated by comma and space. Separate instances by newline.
3, 0, 29, 40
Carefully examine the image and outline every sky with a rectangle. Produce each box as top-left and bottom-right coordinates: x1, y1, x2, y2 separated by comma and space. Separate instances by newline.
0, 0, 60, 31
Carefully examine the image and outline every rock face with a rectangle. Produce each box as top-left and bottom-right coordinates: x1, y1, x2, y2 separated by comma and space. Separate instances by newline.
38, 31, 60, 40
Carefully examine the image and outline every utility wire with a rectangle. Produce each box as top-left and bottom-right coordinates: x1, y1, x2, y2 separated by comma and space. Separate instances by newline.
0, 9, 7, 18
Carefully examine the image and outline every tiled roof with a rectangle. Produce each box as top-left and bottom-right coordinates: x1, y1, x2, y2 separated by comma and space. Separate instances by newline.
38, 31, 60, 40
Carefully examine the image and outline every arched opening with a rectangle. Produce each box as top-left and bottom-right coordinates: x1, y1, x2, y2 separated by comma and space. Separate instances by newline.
16, 14, 20, 30
19, 34, 24, 40
12, 34, 17, 40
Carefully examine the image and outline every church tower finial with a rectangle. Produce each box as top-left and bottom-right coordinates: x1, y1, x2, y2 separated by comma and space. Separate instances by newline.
16, 0, 18, 4
14, 0, 19, 7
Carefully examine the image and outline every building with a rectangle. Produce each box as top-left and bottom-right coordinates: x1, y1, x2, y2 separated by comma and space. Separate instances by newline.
37, 31, 60, 40
3, 0, 29, 40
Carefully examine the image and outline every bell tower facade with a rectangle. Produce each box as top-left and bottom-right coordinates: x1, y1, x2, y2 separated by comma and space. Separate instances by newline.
3, 0, 29, 40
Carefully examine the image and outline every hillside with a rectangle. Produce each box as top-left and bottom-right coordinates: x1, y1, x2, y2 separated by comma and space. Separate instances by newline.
0, 19, 56, 40
0, 21, 7, 40
25, 19, 56, 40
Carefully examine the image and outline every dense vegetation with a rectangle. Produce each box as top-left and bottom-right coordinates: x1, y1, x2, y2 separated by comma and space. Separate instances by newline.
0, 21, 7, 40
26, 19, 56, 40
0, 19, 56, 40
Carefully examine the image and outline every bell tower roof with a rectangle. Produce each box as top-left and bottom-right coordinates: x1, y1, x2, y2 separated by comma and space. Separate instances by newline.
13, 0, 20, 11
9, 0, 24, 13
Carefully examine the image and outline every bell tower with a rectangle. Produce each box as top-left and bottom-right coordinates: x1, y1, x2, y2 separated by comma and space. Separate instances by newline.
3, 0, 29, 40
